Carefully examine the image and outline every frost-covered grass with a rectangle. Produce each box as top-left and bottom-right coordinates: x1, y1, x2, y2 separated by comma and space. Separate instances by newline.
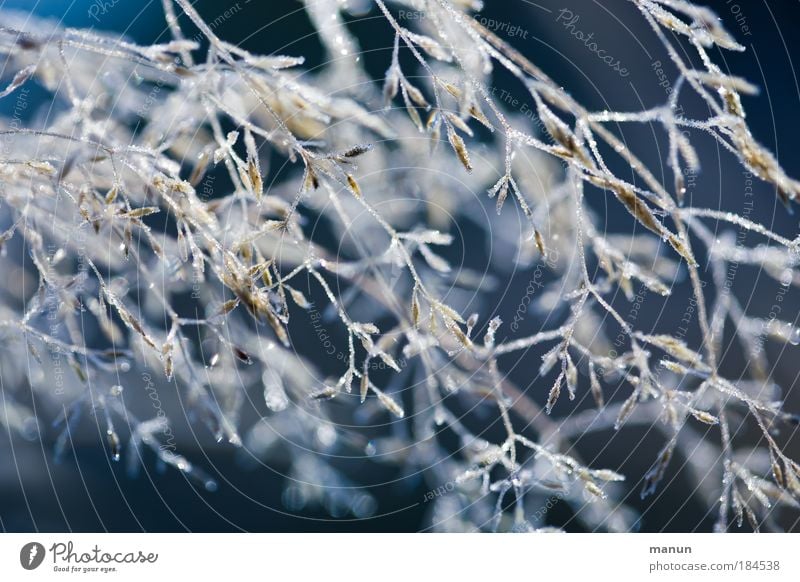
0, 0, 798, 531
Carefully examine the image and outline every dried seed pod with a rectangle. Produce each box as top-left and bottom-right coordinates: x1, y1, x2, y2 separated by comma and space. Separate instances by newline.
447, 126, 472, 173
402, 80, 429, 109
591, 469, 625, 482
468, 104, 493, 131
641, 440, 676, 499
233, 346, 252, 364
690, 408, 720, 425
360, 373, 369, 404
434, 302, 465, 324
411, 291, 421, 328
488, 175, 510, 213
444, 112, 473, 137
533, 229, 545, 255
302, 165, 320, 191
310, 385, 338, 401
375, 390, 405, 418
405, 30, 451, 62
383, 64, 400, 105
105, 185, 119, 204
341, 144, 373, 158
546, 372, 564, 414
346, 174, 361, 198
772, 458, 786, 489
439, 80, 462, 99
583, 480, 606, 499
447, 321, 473, 349
589, 362, 604, 408
0, 64, 36, 98
121, 206, 160, 219
287, 286, 311, 309
615, 392, 639, 429
565, 356, 578, 400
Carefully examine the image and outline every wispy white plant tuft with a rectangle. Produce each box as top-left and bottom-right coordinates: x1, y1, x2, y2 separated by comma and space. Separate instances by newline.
0, 0, 798, 532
